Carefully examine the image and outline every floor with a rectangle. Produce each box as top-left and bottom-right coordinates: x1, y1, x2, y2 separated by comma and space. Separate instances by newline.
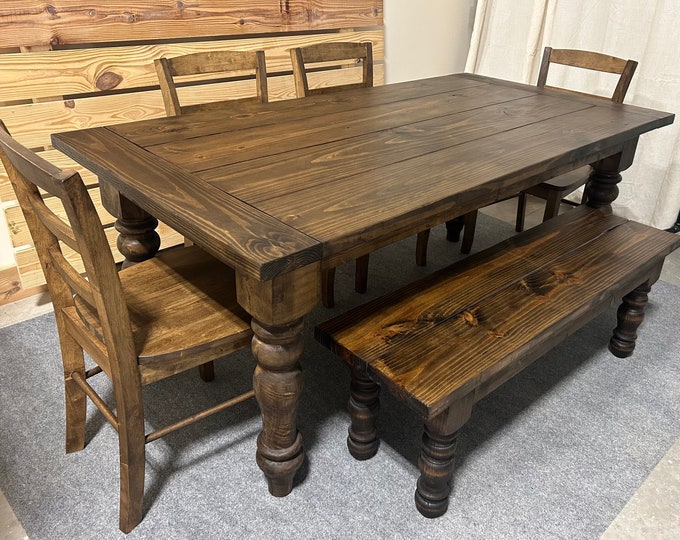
1, 197, 679, 539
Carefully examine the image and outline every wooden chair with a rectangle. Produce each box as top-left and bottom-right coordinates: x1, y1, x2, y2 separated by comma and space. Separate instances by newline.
289, 41, 373, 308
154, 49, 268, 116
513, 47, 638, 231
0, 122, 254, 533
421, 47, 638, 258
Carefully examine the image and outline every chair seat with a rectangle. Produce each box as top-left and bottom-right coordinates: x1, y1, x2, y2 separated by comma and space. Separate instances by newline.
75, 246, 252, 368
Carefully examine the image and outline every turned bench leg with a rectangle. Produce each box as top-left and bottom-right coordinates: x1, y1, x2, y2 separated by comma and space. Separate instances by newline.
415, 394, 474, 518
415, 425, 460, 518
347, 362, 380, 460
609, 280, 653, 358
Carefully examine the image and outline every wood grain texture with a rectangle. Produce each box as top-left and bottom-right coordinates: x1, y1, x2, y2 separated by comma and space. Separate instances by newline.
0, 63, 385, 152
52, 128, 322, 281
0, 30, 384, 101
0, 264, 20, 301
316, 206, 680, 419
0, 1, 384, 47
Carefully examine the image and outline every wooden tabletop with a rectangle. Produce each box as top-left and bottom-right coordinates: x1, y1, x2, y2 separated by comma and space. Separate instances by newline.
52, 73, 674, 282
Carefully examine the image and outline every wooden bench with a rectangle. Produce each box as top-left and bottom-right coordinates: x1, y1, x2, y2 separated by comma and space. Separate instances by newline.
0, 1, 384, 302
315, 205, 680, 518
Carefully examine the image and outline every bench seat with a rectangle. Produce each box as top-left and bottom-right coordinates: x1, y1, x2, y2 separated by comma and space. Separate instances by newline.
315, 205, 680, 518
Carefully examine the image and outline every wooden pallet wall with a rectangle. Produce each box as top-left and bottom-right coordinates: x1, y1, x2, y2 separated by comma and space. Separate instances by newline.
0, 1, 384, 303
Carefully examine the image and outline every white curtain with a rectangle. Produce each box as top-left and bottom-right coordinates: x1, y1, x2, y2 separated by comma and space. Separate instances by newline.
466, 0, 680, 228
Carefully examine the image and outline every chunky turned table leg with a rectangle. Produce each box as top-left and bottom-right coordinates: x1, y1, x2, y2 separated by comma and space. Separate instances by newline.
347, 362, 380, 460
415, 425, 459, 518
585, 139, 638, 209
584, 168, 621, 208
115, 214, 161, 267
99, 182, 160, 267
252, 318, 305, 496
236, 263, 319, 496
609, 281, 652, 358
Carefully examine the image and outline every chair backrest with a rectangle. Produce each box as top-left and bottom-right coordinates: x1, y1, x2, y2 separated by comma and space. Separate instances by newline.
289, 41, 373, 98
154, 50, 269, 116
537, 47, 638, 103
0, 121, 135, 364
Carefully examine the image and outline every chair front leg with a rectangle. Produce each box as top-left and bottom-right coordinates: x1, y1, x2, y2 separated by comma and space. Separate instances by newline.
321, 268, 336, 308
355, 254, 370, 293
115, 379, 146, 533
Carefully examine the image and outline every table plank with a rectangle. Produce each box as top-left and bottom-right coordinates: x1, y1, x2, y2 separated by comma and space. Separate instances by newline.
200, 93, 592, 201
246, 105, 670, 263
110, 74, 488, 147
51, 128, 321, 281
144, 84, 538, 171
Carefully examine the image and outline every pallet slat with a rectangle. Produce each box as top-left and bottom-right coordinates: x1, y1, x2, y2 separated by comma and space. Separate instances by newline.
0, 30, 384, 101
0, 1, 383, 48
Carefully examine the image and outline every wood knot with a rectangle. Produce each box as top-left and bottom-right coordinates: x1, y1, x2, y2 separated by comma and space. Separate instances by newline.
177, 1, 185, 9
63, 100, 75, 109
3, 282, 21, 300
461, 309, 479, 326
45, 4, 58, 16
96, 71, 123, 91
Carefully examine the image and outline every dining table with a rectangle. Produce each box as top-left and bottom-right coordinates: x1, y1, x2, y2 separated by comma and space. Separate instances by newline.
51, 72, 674, 498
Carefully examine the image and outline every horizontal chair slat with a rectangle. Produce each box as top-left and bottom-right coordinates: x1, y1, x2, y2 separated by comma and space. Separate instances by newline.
14, 221, 183, 290
5, 185, 114, 247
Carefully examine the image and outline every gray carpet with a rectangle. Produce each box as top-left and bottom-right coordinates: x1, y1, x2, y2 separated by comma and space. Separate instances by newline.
1, 215, 679, 539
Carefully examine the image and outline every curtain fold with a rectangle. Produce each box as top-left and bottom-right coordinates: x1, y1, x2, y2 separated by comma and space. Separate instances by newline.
466, 0, 680, 228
